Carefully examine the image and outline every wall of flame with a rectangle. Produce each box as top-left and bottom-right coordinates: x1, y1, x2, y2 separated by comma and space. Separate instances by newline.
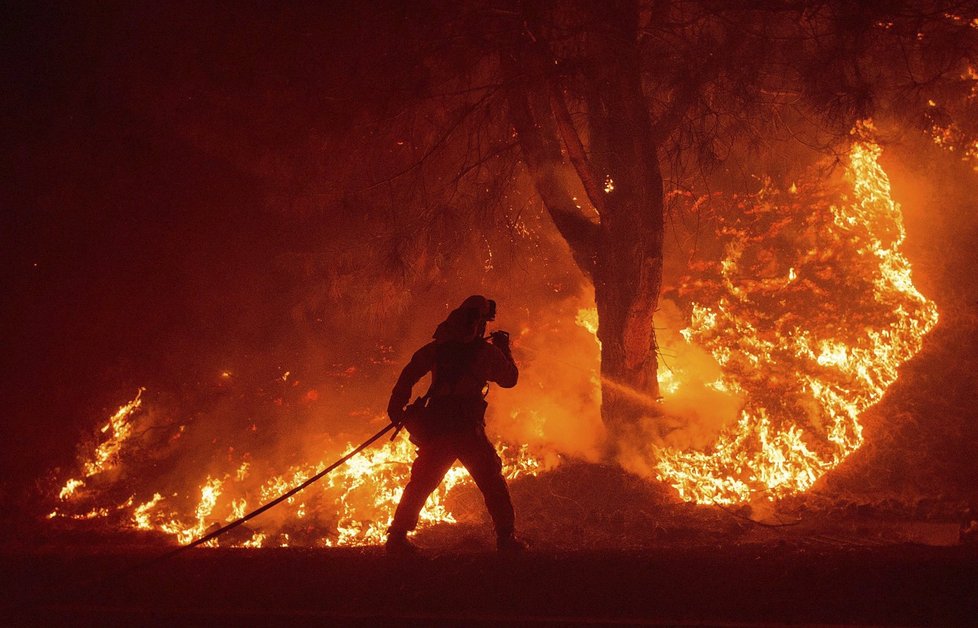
48, 126, 939, 544
653, 126, 939, 504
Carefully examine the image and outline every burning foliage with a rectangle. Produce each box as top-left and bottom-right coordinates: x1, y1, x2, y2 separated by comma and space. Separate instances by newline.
50, 389, 548, 547
651, 126, 938, 505
45, 126, 941, 547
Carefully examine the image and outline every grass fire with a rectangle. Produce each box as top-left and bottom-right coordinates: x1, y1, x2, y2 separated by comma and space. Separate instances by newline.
3, 1, 978, 624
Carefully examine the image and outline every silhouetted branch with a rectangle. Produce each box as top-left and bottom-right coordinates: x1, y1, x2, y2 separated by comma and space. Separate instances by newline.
549, 84, 607, 217
505, 67, 599, 278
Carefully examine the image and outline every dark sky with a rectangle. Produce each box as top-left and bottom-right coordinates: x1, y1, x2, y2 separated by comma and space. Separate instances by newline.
0, 2, 375, 490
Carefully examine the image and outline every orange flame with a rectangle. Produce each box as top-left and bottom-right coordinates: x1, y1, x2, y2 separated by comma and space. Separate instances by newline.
50, 124, 938, 539
653, 124, 938, 504
55, 399, 544, 547
51, 389, 144, 511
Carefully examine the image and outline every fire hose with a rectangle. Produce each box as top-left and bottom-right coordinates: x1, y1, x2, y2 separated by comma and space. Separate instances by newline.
154, 421, 397, 562
4, 422, 399, 618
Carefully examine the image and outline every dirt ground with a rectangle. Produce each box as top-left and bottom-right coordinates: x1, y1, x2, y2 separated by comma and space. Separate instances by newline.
4, 463, 977, 625
3, 534, 976, 626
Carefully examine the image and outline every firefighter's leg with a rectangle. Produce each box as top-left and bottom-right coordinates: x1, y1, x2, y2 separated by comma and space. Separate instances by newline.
457, 430, 515, 538
389, 443, 456, 535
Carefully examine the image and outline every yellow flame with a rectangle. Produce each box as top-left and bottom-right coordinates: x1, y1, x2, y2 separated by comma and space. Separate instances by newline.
242, 532, 266, 548
58, 478, 84, 501
138, 477, 229, 546
576, 308, 599, 337
84, 389, 143, 476
653, 126, 938, 504
107, 423, 543, 547
133, 493, 163, 530
54, 390, 144, 505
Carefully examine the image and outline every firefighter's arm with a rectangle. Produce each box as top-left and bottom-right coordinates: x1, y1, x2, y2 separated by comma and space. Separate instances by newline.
387, 343, 435, 423
487, 332, 518, 388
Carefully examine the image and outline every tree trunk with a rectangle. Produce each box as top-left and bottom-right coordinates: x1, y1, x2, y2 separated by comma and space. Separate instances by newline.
504, 0, 664, 445
586, 0, 665, 438
594, 195, 664, 438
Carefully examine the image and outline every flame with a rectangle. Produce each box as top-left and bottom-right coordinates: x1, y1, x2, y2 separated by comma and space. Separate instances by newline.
651, 125, 938, 504
50, 123, 936, 538
575, 308, 599, 337
58, 478, 84, 501
53, 389, 144, 505
322, 437, 542, 546
56, 403, 544, 547
132, 493, 163, 530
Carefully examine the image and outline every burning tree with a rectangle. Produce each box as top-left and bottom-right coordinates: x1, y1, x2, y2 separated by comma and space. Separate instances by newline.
367, 0, 978, 444
80, 1, 974, 442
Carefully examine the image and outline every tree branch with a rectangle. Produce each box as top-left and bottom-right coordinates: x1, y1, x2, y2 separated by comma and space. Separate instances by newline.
549, 83, 608, 217
504, 65, 600, 277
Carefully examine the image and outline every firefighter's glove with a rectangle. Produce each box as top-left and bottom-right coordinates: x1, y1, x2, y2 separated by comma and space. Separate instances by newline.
490, 330, 511, 351
387, 404, 406, 426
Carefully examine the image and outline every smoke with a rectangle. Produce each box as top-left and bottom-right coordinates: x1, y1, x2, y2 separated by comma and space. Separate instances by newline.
614, 298, 745, 479
653, 299, 746, 448
489, 291, 606, 464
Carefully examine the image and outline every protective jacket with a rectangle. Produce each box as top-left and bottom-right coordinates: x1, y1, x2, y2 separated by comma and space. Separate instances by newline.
388, 339, 517, 416
386, 296, 519, 539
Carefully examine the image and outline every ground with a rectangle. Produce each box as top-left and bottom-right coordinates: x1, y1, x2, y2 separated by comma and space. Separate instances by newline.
2, 542, 977, 625
4, 464, 977, 626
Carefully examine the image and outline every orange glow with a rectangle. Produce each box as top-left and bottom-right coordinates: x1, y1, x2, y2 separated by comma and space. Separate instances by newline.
652, 124, 938, 505
48, 124, 938, 540
55, 400, 544, 546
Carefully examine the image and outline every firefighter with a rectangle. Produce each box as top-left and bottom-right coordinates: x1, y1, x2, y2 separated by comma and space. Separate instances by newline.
386, 295, 524, 554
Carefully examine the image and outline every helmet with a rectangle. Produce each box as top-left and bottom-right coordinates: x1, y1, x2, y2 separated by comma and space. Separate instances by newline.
432, 295, 496, 343
459, 295, 496, 321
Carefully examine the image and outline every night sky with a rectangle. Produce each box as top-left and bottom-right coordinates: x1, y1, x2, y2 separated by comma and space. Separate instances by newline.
2, 3, 369, 491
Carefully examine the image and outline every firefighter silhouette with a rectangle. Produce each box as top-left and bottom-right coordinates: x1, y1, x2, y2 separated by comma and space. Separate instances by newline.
386, 295, 524, 554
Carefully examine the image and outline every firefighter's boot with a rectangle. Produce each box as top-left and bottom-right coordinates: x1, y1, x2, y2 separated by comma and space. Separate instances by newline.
385, 530, 421, 556
496, 533, 526, 554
